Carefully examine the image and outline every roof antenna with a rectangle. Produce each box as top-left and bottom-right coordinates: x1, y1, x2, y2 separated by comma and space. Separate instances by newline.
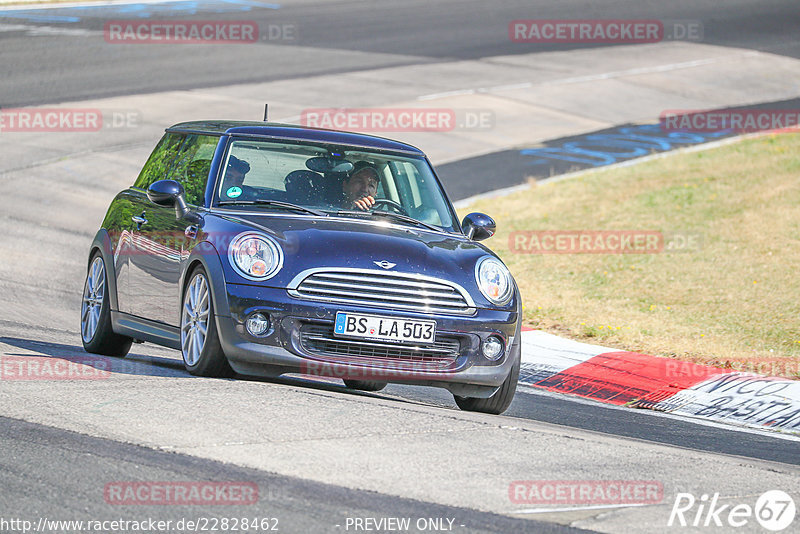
263, 104, 269, 122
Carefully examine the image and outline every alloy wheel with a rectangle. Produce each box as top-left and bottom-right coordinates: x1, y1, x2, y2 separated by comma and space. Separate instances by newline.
81, 256, 106, 343
181, 273, 210, 366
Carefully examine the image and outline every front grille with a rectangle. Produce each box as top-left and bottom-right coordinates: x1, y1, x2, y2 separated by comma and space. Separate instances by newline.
299, 323, 461, 369
289, 269, 475, 315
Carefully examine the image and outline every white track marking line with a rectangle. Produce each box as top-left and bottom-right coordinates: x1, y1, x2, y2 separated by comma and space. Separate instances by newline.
0, 0, 212, 11
418, 53, 761, 101
509, 503, 650, 515
0, 22, 98, 34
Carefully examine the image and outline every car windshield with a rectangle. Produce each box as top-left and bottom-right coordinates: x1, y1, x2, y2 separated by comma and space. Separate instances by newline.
215, 139, 456, 231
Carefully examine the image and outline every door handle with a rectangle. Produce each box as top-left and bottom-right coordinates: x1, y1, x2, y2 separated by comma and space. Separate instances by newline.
132, 212, 148, 229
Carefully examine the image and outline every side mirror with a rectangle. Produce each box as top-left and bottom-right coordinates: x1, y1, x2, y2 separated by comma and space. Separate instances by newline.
147, 179, 183, 206
147, 179, 198, 222
461, 212, 496, 241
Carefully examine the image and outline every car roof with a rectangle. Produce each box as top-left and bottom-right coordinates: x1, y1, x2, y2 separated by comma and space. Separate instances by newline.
167, 121, 425, 155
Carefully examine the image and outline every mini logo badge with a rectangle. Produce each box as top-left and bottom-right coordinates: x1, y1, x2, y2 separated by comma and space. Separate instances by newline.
374, 261, 396, 269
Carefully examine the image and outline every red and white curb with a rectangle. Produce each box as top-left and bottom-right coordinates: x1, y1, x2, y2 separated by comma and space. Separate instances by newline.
519, 329, 800, 435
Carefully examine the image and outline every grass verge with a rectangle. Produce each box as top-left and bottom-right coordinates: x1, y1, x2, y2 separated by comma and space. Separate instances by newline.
461, 132, 800, 378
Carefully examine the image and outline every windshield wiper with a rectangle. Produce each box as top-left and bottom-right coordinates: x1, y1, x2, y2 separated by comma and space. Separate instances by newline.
218, 200, 326, 217
336, 209, 443, 233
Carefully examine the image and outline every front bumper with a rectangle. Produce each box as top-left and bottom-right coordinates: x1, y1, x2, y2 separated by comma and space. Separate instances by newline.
216, 283, 519, 397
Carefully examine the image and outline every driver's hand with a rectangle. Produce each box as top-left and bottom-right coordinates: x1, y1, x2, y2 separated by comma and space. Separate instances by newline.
353, 195, 375, 211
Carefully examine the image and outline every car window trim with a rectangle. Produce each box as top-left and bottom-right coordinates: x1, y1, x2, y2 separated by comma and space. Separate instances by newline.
225, 133, 424, 157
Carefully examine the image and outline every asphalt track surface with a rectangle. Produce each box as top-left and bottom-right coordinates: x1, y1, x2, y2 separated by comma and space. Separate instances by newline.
2, 1, 800, 532
0, 0, 798, 106
384, 383, 800, 465
1, 416, 576, 534
4, 333, 799, 469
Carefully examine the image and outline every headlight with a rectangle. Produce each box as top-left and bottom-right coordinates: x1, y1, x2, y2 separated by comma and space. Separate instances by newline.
475, 256, 513, 306
228, 232, 283, 281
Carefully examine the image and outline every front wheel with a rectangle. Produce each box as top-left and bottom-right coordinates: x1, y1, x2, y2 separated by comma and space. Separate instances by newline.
454, 346, 520, 415
81, 252, 132, 357
343, 379, 387, 392
181, 266, 233, 377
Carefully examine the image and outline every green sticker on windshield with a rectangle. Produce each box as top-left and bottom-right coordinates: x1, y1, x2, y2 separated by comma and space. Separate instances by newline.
226, 186, 242, 198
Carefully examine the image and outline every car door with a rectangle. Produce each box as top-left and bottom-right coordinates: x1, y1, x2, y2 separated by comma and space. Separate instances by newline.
128, 134, 219, 325
116, 133, 185, 317
100, 191, 141, 317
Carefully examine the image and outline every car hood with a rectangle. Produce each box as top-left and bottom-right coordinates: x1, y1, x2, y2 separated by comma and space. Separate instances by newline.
207, 212, 501, 292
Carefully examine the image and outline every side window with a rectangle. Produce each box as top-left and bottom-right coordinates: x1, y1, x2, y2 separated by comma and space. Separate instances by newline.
133, 133, 185, 190
171, 135, 220, 206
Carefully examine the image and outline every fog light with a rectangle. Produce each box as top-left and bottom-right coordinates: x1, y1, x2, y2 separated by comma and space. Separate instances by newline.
482, 336, 504, 361
246, 312, 270, 336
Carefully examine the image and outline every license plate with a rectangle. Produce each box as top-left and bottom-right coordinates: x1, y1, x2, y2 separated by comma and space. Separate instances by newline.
334, 312, 436, 345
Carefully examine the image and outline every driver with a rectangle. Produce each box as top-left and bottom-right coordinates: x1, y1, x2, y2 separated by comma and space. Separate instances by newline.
221, 156, 250, 198
341, 161, 379, 211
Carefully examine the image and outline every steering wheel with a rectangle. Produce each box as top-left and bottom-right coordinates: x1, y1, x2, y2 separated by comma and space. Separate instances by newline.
371, 198, 409, 216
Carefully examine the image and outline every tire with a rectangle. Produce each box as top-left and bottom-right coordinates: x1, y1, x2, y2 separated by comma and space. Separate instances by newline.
343, 379, 388, 392
454, 337, 520, 415
180, 266, 233, 377
81, 252, 132, 357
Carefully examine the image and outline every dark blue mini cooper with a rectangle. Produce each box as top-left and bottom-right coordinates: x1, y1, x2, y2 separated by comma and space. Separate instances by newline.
81, 121, 521, 414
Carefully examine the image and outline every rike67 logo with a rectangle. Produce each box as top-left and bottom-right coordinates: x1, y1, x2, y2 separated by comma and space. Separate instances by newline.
669, 490, 796, 531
